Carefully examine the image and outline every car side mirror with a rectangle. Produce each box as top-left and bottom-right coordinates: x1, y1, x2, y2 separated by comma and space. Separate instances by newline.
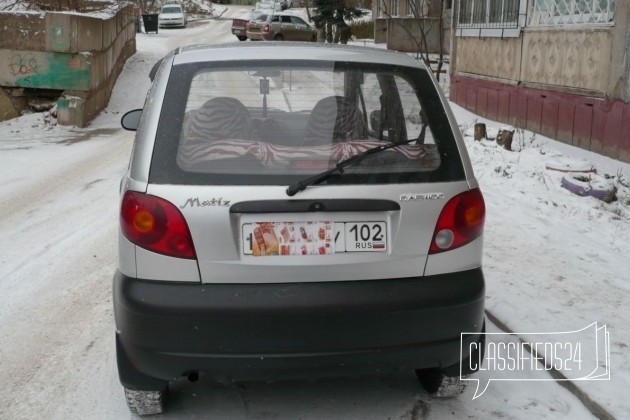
121, 109, 142, 131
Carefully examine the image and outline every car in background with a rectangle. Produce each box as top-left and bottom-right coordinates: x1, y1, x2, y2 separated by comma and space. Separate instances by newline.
231, 10, 263, 41
255, 0, 282, 12
158, 3, 187, 28
117, 42, 486, 415
246, 12, 317, 41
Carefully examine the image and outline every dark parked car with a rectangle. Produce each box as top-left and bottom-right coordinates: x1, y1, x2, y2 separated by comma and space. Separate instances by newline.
117, 42, 486, 415
246, 12, 317, 41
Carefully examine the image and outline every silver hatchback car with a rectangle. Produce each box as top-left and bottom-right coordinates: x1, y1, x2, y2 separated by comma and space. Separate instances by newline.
118, 43, 486, 415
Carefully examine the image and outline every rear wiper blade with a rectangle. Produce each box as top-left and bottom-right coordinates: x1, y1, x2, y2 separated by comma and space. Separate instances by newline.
286, 139, 417, 197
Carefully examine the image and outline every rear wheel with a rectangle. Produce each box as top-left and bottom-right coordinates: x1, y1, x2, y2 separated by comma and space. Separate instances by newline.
274, 34, 284, 41
237, 35, 247, 41
124, 388, 167, 416
415, 368, 465, 397
416, 322, 485, 397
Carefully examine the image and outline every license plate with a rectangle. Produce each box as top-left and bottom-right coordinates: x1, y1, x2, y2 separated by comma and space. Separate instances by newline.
340, 222, 387, 252
242, 221, 386, 256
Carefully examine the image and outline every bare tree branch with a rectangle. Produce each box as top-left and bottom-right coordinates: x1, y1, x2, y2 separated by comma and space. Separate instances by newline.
381, 0, 447, 81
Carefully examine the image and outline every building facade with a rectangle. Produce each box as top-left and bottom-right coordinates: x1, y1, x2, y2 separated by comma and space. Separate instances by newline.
450, 0, 630, 162
372, 0, 452, 53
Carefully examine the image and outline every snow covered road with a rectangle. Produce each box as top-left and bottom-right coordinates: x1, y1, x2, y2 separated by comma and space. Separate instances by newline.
0, 5, 628, 419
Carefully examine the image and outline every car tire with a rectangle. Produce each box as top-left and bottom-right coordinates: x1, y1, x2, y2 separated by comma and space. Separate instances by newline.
415, 368, 465, 397
237, 36, 247, 41
274, 34, 284, 41
124, 388, 167, 416
545, 158, 596, 173
561, 173, 616, 203
415, 321, 483, 397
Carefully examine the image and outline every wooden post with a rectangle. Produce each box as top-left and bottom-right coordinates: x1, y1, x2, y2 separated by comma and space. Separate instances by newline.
497, 129, 514, 151
474, 123, 487, 141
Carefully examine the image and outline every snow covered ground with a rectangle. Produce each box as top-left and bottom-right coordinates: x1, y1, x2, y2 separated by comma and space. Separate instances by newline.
0, 5, 629, 419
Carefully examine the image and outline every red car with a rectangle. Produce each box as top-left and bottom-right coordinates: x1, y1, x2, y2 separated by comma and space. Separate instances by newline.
231, 11, 263, 41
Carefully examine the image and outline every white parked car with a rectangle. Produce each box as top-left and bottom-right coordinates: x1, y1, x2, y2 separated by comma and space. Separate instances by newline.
255, 0, 282, 12
118, 43, 486, 415
158, 3, 187, 28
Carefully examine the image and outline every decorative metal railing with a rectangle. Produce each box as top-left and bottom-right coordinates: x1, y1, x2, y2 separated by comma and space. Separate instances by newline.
528, 0, 616, 25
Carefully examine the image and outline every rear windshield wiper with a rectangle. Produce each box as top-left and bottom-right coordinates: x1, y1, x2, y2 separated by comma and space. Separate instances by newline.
286, 139, 417, 196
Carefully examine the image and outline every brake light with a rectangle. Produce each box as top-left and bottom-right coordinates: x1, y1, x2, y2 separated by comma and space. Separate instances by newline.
429, 188, 485, 254
263, 24, 270, 32
120, 191, 196, 259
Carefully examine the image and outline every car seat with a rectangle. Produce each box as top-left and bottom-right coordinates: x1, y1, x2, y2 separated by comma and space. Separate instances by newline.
187, 97, 252, 143
302, 96, 367, 146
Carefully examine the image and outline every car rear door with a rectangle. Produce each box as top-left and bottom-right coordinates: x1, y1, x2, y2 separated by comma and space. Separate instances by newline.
143, 177, 469, 284
142, 57, 473, 285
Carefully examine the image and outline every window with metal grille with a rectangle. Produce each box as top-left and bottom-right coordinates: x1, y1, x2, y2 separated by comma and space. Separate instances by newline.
458, 0, 521, 28
528, 0, 616, 25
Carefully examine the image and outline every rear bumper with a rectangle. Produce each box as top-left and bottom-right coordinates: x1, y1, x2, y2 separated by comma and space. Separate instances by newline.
114, 269, 485, 388
247, 32, 271, 41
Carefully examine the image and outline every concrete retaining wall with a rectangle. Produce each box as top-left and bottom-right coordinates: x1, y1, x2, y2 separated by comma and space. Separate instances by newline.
0, 5, 136, 126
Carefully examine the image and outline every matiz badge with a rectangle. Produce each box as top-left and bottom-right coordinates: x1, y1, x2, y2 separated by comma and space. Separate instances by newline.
400, 193, 446, 201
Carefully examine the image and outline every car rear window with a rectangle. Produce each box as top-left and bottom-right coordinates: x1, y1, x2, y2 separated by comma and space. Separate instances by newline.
150, 59, 465, 186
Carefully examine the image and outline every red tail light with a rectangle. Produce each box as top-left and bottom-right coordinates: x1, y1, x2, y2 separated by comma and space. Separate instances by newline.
263, 24, 270, 32
429, 188, 485, 254
120, 191, 196, 259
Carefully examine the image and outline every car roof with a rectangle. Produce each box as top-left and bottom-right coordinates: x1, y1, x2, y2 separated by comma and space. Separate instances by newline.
272, 11, 304, 16
251, 11, 300, 18
172, 43, 426, 70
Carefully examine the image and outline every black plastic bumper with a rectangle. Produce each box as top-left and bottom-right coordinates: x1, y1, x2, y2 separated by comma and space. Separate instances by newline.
113, 269, 485, 389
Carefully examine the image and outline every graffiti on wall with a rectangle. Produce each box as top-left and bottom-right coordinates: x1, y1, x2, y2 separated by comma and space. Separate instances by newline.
8, 53, 40, 77
0, 49, 90, 91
